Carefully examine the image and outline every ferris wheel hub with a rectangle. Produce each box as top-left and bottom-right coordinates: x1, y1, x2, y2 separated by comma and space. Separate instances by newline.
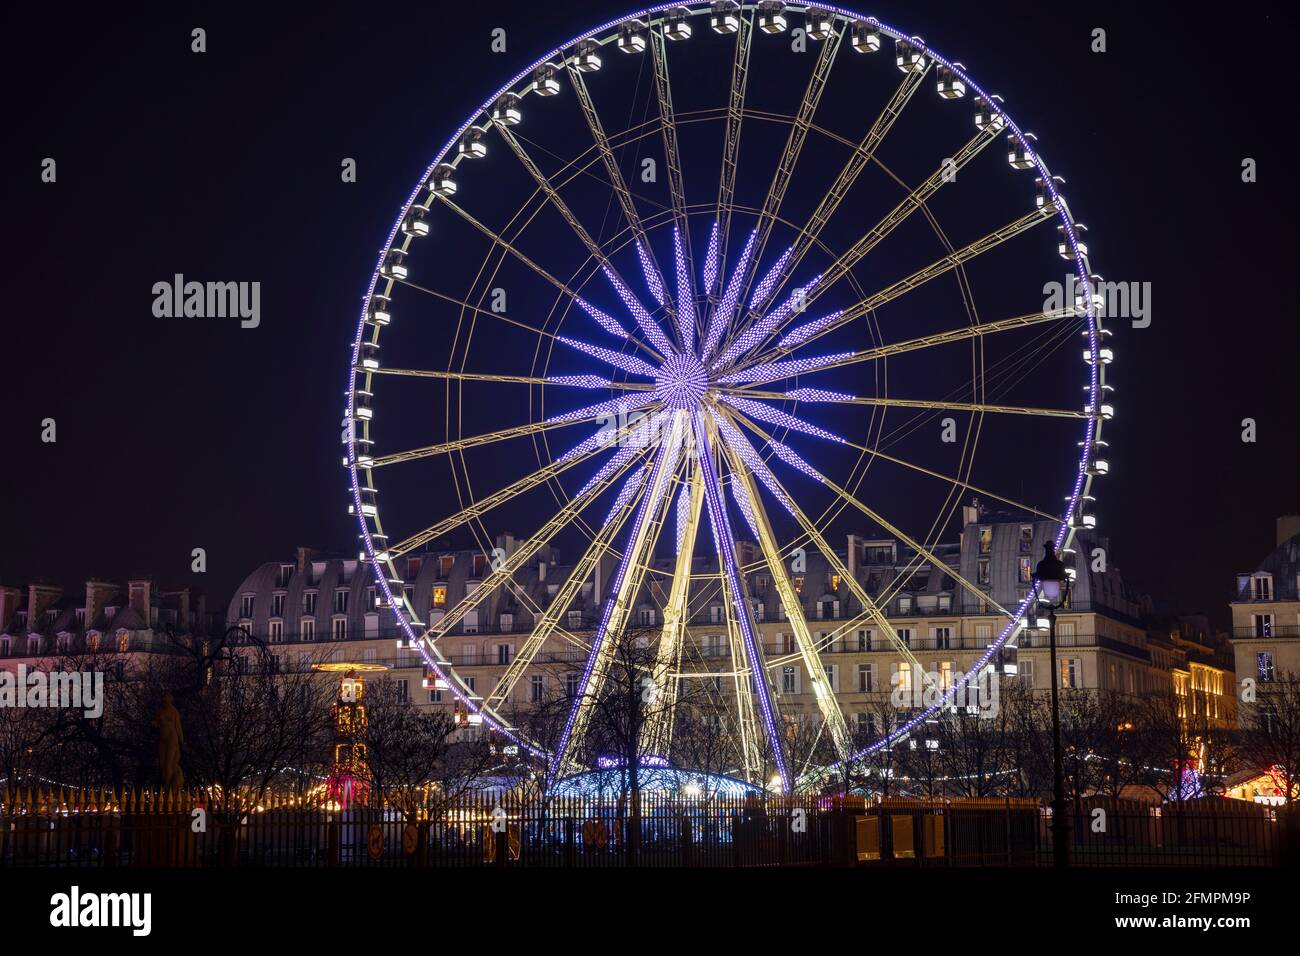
654, 351, 710, 410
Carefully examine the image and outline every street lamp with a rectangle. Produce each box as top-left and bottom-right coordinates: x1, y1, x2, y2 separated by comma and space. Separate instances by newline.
1034, 542, 1072, 867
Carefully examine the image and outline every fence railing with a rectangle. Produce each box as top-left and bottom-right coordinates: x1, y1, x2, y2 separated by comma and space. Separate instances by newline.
0, 787, 1291, 868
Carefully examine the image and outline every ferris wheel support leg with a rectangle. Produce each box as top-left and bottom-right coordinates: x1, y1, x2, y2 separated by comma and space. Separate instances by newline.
639, 463, 705, 759
719, 435, 852, 761
550, 414, 687, 784
691, 410, 791, 791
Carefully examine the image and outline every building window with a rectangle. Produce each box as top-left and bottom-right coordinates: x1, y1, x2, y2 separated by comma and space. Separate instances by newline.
117, 633, 129, 653
754, 575, 769, 594
824, 663, 837, 692
473, 554, 487, 577
977, 558, 990, 586
428, 688, 442, 704
432, 584, 447, 609
303, 590, 318, 615
1060, 657, 1079, 689
439, 555, 454, 577
1020, 659, 1035, 689
896, 628, 912, 647
1250, 574, 1273, 601
365, 587, 377, 612
933, 626, 952, 650
782, 666, 798, 694
464, 676, 476, 693
496, 644, 511, 665
1019, 525, 1033, 554
1257, 651, 1275, 683
28, 636, 42, 656
638, 608, 655, 627
978, 527, 992, 554
0, 637, 10, 657
896, 662, 913, 696
1018, 557, 1032, 585
334, 589, 349, 615
331, 618, 347, 641
240, 594, 255, 619
709, 605, 723, 624
300, 618, 316, 642
567, 610, 583, 630
565, 673, 579, 698
277, 564, 294, 588
793, 576, 804, 594
530, 674, 544, 703
396, 679, 409, 703
1252, 614, 1274, 638
939, 661, 954, 691
462, 610, 479, 635
830, 574, 841, 592
270, 592, 285, 618
857, 662, 874, 692
268, 620, 283, 643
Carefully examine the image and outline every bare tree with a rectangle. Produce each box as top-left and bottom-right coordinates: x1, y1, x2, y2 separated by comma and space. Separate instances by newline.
1239, 671, 1300, 808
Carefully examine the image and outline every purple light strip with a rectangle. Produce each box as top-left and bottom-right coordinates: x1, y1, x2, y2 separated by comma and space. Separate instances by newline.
636, 241, 666, 308
560, 408, 666, 466
604, 465, 649, 523
672, 226, 696, 352
574, 295, 629, 340
546, 374, 619, 389
777, 308, 845, 352
349, 2, 1099, 775
715, 279, 822, 369
768, 440, 825, 483
690, 408, 790, 790
702, 228, 757, 361
748, 245, 794, 312
785, 387, 856, 402
674, 480, 690, 554
716, 351, 856, 386
547, 391, 646, 425
720, 395, 847, 445
556, 335, 659, 379
710, 411, 795, 516
603, 266, 674, 357
548, 430, 678, 787
730, 474, 762, 540
702, 220, 720, 296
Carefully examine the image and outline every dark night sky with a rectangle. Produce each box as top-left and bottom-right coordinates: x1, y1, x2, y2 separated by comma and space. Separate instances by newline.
1, 0, 1296, 627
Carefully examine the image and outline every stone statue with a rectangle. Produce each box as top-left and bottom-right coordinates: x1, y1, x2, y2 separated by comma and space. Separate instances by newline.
154, 691, 184, 792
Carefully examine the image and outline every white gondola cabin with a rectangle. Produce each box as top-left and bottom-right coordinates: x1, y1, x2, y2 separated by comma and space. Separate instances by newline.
711, 1, 740, 34
401, 205, 430, 238
974, 95, 1005, 131
1058, 222, 1088, 259
492, 93, 522, 125
574, 39, 602, 71
851, 20, 880, 52
937, 66, 966, 98
619, 19, 648, 53
428, 163, 456, 197
367, 294, 391, 326
757, 2, 787, 34
665, 7, 692, 40
895, 38, 926, 73
532, 63, 561, 96
1007, 132, 1036, 169
806, 8, 833, 40
380, 250, 407, 281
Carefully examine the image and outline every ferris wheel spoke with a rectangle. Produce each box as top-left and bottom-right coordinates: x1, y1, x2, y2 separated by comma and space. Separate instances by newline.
772, 390, 1090, 420
551, 414, 689, 781
384, 410, 660, 558
388, 276, 558, 341
640, 462, 705, 758
740, 205, 1055, 370
415, 439, 655, 648
494, 123, 672, 352
722, 308, 1077, 390
649, 27, 695, 335
712, 405, 941, 699
731, 64, 932, 341
736, 24, 844, 314
711, 6, 754, 304
370, 366, 651, 392
436, 197, 665, 362
691, 409, 791, 789
481, 453, 656, 712
566, 62, 676, 321
717, 432, 852, 760
760, 437, 1013, 618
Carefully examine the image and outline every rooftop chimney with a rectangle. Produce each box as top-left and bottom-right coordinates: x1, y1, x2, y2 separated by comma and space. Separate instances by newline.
27, 583, 62, 628
128, 578, 152, 623
296, 546, 318, 574
0, 586, 20, 631
85, 579, 116, 630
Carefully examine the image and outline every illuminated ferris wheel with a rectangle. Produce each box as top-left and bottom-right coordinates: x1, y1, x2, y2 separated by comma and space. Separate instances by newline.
344, 2, 1111, 792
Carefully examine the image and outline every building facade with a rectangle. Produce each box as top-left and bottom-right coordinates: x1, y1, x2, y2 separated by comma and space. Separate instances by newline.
1229, 515, 1300, 727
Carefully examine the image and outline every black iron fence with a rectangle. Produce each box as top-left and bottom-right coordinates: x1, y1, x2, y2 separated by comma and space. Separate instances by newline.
0, 788, 1291, 868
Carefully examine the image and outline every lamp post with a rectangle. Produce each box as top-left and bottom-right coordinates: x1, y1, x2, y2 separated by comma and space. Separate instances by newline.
1034, 542, 1072, 867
